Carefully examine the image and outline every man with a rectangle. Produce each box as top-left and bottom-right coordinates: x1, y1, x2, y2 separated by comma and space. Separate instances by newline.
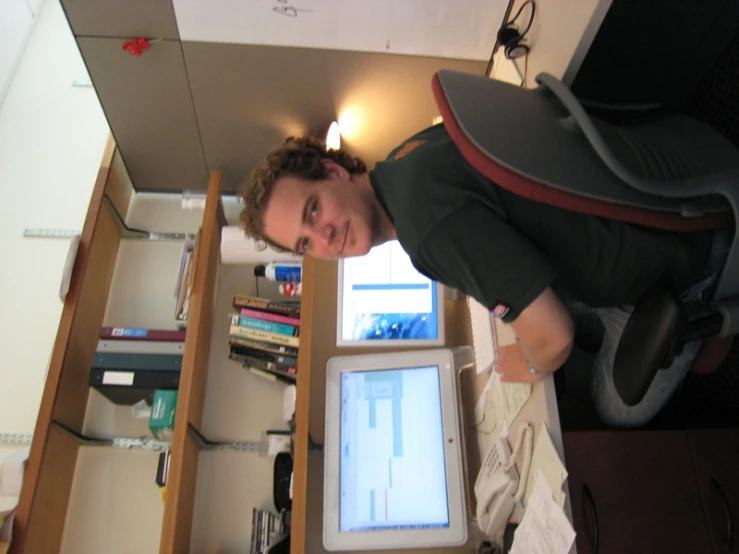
239, 124, 727, 428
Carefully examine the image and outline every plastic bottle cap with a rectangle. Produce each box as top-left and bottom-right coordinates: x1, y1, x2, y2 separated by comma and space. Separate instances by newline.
254, 264, 266, 277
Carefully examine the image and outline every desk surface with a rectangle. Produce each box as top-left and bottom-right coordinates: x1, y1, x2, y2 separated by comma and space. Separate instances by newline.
490, 0, 614, 88
297, 258, 574, 553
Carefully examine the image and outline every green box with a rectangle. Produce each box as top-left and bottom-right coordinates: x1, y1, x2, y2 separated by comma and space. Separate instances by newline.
149, 390, 178, 440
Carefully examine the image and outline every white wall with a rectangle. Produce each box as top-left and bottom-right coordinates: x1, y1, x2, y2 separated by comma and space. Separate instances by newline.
0, 0, 110, 509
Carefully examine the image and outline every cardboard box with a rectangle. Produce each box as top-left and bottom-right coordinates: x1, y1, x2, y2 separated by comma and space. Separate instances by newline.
149, 390, 178, 440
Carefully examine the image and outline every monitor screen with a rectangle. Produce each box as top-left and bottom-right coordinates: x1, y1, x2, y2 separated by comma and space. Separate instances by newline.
339, 365, 450, 532
336, 241, 444, 346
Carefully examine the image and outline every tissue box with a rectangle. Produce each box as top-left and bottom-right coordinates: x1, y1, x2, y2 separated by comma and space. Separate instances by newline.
149, 390, 178, 440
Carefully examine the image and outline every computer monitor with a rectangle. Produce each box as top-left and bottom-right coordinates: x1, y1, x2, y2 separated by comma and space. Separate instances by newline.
323, 349, 468, 551
336, 240, 445, 347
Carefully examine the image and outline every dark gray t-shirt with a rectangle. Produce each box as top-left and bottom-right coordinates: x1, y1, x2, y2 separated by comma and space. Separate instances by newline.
369, 125, 713, 322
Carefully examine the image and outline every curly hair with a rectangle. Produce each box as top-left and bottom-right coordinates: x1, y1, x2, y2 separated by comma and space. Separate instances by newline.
238, 135, 368, 252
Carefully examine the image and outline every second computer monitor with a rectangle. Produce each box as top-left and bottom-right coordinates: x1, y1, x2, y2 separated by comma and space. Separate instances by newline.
336, 240, 445, 347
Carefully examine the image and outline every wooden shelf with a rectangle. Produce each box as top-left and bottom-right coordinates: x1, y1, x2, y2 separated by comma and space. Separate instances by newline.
12, 137, 128, 554
290, 255, 317, 554
159, 170, 225, 553
12, 139, 226, 554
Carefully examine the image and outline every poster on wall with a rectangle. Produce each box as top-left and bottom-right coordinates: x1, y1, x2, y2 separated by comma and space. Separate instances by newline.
172, 0, 508, 61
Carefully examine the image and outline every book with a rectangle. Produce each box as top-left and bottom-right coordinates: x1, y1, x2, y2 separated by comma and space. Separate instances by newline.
97, 339, 185, 355
233, 296, 300, 319
229, 316, 299, 347
100, 327, 187, 342
230, 338, 298, 358
229, 341, 297, 367
229, 351, 297, 378
238, 315, 300, 337
240, 307, 300, 327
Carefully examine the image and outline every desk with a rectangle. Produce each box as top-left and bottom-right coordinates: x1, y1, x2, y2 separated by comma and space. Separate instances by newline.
292, 257, 575, 553
489, 0, 614, 88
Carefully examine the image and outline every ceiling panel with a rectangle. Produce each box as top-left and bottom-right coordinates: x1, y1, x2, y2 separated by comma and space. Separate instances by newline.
182, 42, 486, 193
78, 37, 209, 193
61, 0, 180, 40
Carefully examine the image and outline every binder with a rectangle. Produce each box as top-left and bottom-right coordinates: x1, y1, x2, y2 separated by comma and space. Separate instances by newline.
89, 368, 180, 405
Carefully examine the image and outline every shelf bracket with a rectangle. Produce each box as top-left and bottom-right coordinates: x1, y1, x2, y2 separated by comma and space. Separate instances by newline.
0, 433, 34, 446
52, 421, 171, 451
23, 194, 196, 242
188, 424, 268, 453
103, 194, 194, 242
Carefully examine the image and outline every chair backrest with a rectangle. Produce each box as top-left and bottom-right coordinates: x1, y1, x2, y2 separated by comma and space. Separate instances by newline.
431, 69, 735, 233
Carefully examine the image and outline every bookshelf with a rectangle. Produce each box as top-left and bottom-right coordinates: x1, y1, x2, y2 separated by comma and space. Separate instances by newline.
13, 136, 484, 554
11, 137, 227, 553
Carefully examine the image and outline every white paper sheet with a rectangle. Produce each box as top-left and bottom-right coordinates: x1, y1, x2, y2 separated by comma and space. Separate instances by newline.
510, 473, 576, 554
524, 424, 568, 508
497, 380, 532, 426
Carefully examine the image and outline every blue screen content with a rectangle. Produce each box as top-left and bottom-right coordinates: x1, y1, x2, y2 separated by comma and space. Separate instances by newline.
339, 366, 450, 532
339, 240, 439, 342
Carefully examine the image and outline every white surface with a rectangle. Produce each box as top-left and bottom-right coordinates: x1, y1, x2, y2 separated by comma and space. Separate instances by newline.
509, 476, 576, 554
59, 234, 80, 300
0, 0, 108, 442
467, 296, 497, 374
26, 0, 45, 16
173, 0, 508, 61
0, 446, 30, 496
101, 371, 135, 386
60, 447, 164, 554
322, 349, 467, 551
0, 0, 35, 107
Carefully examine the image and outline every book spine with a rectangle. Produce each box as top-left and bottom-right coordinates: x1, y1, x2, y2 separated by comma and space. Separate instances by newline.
230, 343, 297, 367
232, 296, 300, 318
97, 340, 185, 355
229, 325, 299, 347
229, 352, 297, 376
100, 327, 186, 342
238, 315, 299, 337
230, 338, 298, 357
240, 307, 300, 327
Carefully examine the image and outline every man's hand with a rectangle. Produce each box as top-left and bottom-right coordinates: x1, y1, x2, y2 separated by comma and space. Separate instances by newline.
494, 343, 544, 383
508, 287, 574, 375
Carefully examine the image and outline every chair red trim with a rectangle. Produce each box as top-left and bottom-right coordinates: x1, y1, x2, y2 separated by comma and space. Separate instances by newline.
431, 74, 732, 232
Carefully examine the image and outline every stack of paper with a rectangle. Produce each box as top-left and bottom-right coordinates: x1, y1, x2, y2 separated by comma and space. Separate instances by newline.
510, 474, 576, 554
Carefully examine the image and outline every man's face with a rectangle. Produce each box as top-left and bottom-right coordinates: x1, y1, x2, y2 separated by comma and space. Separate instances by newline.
263, 159, 381, 259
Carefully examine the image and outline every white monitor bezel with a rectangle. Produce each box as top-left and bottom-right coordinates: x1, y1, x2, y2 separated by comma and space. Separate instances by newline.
335, 255, 446, 348
322, 349, 468, 551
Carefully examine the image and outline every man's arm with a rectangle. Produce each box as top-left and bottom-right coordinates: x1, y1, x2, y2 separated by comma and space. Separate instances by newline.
508, 286, 574, 375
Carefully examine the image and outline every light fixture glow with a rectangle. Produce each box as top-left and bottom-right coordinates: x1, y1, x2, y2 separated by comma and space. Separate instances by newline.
337, 109, 359, 139
325, 121, 341, 150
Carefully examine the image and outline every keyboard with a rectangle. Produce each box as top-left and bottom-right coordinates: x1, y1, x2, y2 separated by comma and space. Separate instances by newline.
467, 296, 497, 374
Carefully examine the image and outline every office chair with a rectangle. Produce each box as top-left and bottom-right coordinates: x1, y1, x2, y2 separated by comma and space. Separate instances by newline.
431, 69, 739, 407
